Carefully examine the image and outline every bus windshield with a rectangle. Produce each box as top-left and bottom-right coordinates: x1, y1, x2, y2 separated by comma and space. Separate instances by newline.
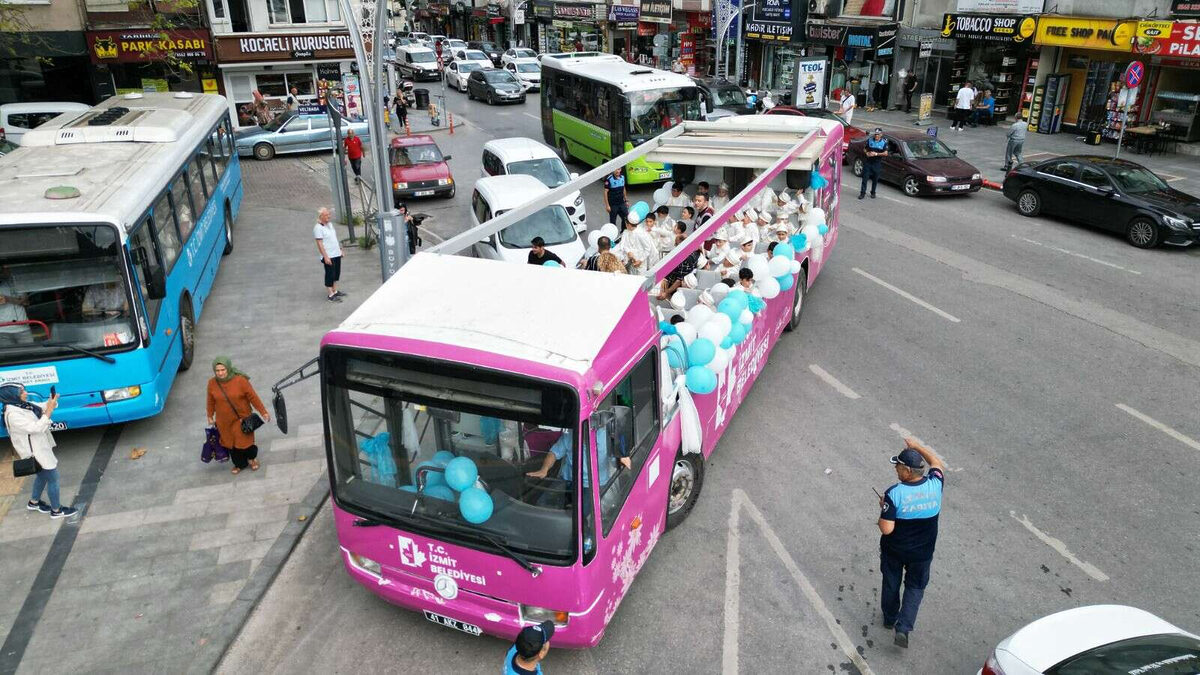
507, 158, 570, 188
325, 349, 579, 562
627, 87, 702, 145
496, 205, 576, 248
0, 224, 136, 364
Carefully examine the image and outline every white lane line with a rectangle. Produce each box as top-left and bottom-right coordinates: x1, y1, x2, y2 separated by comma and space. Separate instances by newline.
722, 490, 742, 674
888, 423, 960, 471
875, 192, 912, 206
523, 112, 541, 121
808, 364, 861, 399
1116, 404, 1200, 453
725, 490, 876, 675
851, 267, 962, 323
1011, 235, 1141, 275
1009, 511, 1110, 582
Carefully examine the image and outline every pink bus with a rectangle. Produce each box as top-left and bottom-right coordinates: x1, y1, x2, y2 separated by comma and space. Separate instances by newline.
275, 118, 843, 647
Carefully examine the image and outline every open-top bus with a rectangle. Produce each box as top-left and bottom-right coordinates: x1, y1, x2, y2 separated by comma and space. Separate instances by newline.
272, 117, 843, 646
0, 92, 242, 435
540, 52, 703, 186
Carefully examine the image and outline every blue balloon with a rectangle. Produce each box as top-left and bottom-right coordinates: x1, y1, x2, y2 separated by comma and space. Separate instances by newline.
415, 462, 446, 488
658, 320, 678, 335
458, 487, 494, 524
718, 297, 741, 322
729, 322, 748, 344
431, 451, 456, 467
811, 171, 828, 189
818, 224, 829, 236
444, 456, 479, 492
688, 338, 715, 367
543, 260, 561, 268
777, 273, 794, 292
424, 484, 457, 501
666, 337, 686, 369
720, 336, 734, 349
630, 201, 650, 221
726, 288, 750, 310
790, 233, 807, 250
685, 366, 717, 394
774, 243, 795, 260
748, 296, 766, 313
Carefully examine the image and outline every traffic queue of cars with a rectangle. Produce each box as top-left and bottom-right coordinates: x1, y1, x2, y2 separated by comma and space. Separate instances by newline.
392, 31, 539, 105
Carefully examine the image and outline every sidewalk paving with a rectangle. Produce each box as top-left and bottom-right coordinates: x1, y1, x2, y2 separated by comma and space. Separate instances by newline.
853, 107, 1200, 196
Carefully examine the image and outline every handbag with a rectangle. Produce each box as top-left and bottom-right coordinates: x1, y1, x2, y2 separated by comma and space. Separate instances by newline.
201, 426, 228, 463
215, 380, 265, 436
5, 409, 42, 477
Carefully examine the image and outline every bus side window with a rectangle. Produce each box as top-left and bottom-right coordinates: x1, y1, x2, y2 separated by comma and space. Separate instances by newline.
599, 349, 658, 535
169, 174, 196, 242
128, 221, 162, 328
151, 191, 181, 270
580, 421, 597, 565
205, 136, 224, 185
188, 161, 208, 214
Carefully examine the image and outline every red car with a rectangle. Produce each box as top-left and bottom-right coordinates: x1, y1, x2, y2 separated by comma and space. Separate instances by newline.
390, 134, 455, 203
763, 105, 866, 158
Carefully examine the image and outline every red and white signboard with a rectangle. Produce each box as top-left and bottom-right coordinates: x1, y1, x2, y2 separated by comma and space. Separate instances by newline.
1122, 61, 1145, 88
1134, 21, 1200, 67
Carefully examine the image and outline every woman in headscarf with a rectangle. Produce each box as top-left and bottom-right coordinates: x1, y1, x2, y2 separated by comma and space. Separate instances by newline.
1, 382, 75, 518
206, 357, 270, 475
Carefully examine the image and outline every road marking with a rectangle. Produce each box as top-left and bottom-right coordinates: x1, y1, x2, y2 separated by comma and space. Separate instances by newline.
1023, 151, 1060, 160
808, 364, 861, 399
887, 423, 959, 471
874, 192, 911, 206
851, 267, 962, 323
1116, 404, 1200, 453
418, 227, 445, 244
523, 112, 541, 121
1010, 235, 1141, 275
724, 489, 875, 675
1009, 511, 1110, 582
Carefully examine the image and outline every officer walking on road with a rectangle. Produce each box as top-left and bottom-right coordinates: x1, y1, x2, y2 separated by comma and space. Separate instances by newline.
877, 437, 945, 649
503, 620, 555, 674
604, 167, 629, 226
859, 128, 888, 200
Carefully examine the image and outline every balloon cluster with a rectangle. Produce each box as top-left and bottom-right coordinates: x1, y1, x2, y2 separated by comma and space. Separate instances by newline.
659, 285, 767, 395
406, 453, 494, 524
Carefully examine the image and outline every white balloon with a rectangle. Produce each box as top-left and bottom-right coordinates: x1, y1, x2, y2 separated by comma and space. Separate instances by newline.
768, 254, 792, 277
710, 282, 731, 300
688, 304, 715, 326
698, 319, 728, 345
653, 185, 671, 206
588, 230, 602, 249
758, 277, 781, 299
789, 259, 802, 275
707, 347, 729, 373
675, 321, 698, 345
739, 308, 754, 326
806, 206, 826, 228
708, 312, 733, 334
600, 223, 619, 241
746, 254, 770, 280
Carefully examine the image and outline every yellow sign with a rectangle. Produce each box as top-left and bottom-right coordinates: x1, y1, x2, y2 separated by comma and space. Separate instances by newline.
1035, 16, 1136, 51
918, 93, 933, 122
1136, 20, 1172, 40
202, 78, 218, 94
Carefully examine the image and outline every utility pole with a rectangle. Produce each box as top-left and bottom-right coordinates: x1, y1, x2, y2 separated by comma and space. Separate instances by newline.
733, 2, 756, 86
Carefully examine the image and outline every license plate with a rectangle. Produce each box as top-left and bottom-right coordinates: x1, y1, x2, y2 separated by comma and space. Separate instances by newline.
414, 190, 435, 196
951, 184, 971, 191
424, 610, 482, 636
658, 171, 672, 179
48, 421, 67, 431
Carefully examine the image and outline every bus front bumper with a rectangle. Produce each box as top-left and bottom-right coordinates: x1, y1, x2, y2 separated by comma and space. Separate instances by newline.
0, 380, 163, 439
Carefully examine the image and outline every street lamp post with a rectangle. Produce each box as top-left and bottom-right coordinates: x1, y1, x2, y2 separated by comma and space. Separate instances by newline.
711, 1, 754, 84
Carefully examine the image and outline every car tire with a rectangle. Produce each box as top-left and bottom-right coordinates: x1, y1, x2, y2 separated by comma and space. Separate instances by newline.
467, 88, 474, 101
444, 184, 455, 199
178, 295, 195, 372
851, 157, 864, 177
1016, 188, 1042, 217
784, 268, 806, 333
903, 175, 922, 197
487, 93, 495, 105
253, 143, 275, 161
1126, 217, 1161, 249
222, 202, 234, 255
665, 449, 705, 531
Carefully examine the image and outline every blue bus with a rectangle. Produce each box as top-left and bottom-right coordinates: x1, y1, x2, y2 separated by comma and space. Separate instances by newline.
0, 92, 243, 436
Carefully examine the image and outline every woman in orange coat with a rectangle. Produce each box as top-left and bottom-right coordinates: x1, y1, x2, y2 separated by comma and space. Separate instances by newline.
206, 356, 270, 475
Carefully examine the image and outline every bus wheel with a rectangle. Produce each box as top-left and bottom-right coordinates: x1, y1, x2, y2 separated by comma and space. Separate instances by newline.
557, 139, 570, 164
784, 270, 806, 333
666, 450, 705, 531
222, 203, 234, 255
178, 296, 195, 372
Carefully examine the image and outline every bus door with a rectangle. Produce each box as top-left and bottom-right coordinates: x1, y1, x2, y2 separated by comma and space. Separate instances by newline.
127, 219, 167, 349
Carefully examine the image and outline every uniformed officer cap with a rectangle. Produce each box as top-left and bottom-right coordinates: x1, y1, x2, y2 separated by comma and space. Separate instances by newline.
890, 448, 924, 470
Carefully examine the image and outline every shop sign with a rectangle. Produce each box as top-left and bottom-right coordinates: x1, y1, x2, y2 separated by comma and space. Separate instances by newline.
805, 21, 847, 45
553, 1, 594, 20
1034, 16, 1136, 51
215, 33, 354, 62
793, 57, 826, 109
637, 22, 658, 35
202, 77, 218, 94
680, 33, 695, 74
918, 40, 932, 57
86, 29, 213, 64
745, 0, 804, 42
940, 13, 1037, 43
317, 63, 342, 80
1136, 20, 1173, 39
1171, 0, 1200, 18
533, 0, 553, 18
918, 92, 933, 122
515, 9, 525, 23
609, 4, 640, 29
837, 0, 896, 19
487, 3, 499, 16
641, 0, 672, 24
1133, 21, 1200, 64
954, 0, 1043, 12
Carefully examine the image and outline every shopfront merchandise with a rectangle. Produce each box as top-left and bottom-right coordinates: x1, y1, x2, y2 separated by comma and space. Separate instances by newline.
1033, 16, 1139, 131
1134, 20, 1200, 141
805, 20, 897, 109
939, 13, 1038, 122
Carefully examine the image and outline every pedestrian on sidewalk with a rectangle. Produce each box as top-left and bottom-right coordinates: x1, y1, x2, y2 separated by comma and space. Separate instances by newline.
207, 357, 270, 476
392, 89, 408, 132
951, 80, 975, 131
314, 207, 345, 303
859, 128, 888, 199
838, 88, 857, 125
903, 72, 918, 114
503, 620, 555, 674
877, 437, 946, 649
1, 383, 77, 519
1004, 114, 1028, 171
344, 129, 364, 180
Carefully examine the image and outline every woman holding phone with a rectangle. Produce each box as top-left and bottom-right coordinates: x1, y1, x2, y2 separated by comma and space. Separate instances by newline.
0, 382, 77, 519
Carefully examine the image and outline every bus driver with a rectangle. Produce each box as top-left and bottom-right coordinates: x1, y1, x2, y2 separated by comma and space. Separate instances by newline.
526, 428, 632, 486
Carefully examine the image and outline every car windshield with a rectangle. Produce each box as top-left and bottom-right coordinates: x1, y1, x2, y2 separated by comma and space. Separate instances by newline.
516, 63, 540, 73
459, 62, 481, 73
1108, 165, 1170, 194
464, 50, 489, 62
390, 143, 444, 167
479, 42, 498, 52
448, 40, 467, 49
1047, 633, 1200, 675
507, 158, 570, 188
261, 111, 294, 131
484, 70, 517, 84
0, 224, 137, 365
514, 49, 536, 58
325, 349, 579, 562
627, 87, 703, 145
410, 50, 436, 63
497, 205, 576, 247
712, 86, 746, 107
903, 139, 956, 159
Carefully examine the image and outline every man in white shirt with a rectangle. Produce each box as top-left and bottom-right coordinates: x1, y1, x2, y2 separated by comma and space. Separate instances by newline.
313, 207, 346, 303
665, 181, 691, 207
952, 80, 975, 131
839, 89, 857, 125
82, 281, 128, 319
0, 266, 32, 346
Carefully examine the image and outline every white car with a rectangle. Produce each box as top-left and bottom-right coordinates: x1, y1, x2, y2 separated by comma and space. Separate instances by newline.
409, 31, 430, 45
452, 49, 494, 72
469, 175, 586, 266
501, 47, 538, 67
0, 102, 88, 145
504, 60, 541, 91
481, 137, 585, 232
445, 38, 468, 52
979, 605, 1200, 674
444, 60, 486, 93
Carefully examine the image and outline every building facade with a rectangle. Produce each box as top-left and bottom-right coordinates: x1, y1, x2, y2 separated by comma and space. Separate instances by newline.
0, 0, 92, 104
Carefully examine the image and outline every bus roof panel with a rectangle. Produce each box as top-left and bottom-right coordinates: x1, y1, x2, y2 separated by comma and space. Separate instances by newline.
333, 253, 650, 375
541, 54, 696, 93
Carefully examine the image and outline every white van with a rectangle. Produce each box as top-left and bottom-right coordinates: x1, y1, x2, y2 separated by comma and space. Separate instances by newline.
0, 102, 89, 145
469, 175, 586, 266
481, 137, 586, 232
397, 45, 441, 81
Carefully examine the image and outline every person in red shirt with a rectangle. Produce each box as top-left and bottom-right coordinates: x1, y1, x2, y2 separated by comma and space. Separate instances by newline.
344, 129, 364, 179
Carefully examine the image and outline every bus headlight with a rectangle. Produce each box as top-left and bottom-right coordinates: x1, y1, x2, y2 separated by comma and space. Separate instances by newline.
348, 552, 382, 578
102, 385, 141, 402
520, 604, 569, 626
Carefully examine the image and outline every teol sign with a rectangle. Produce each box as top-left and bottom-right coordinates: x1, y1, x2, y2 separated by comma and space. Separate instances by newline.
214, 32, 354, 62
86, 29, 213, 64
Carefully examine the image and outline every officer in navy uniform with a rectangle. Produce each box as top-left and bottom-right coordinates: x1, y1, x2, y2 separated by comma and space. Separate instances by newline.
502, 620, 554, 674
859, 128, 888, 200
877, 437, 945, 649
603, 167, 629, 226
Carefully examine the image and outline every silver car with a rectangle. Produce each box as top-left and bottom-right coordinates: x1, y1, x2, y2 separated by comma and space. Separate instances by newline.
234, 111, 371, 161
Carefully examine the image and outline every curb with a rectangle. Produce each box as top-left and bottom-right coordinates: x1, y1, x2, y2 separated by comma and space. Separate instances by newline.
192, 473, 331, 675
982, 179, 1003, 191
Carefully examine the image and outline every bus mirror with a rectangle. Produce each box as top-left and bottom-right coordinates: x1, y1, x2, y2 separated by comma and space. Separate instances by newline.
146, 267, 167, 299
273, 390, 289, 434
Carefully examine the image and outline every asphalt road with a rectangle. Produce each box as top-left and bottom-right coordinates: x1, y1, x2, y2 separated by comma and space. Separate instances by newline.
220, 91, 1200, 674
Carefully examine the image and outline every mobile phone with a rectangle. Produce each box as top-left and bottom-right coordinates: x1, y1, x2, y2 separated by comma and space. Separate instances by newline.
50, 385, 56, 397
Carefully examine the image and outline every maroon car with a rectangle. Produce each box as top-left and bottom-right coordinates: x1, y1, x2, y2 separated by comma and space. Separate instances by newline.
763, 105, 866, 157
845, 130, 982, 197
390, 134, 455, 203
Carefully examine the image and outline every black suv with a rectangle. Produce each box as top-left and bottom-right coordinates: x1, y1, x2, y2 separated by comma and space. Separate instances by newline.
467, 40, 502, 66
466, 69, 525, 105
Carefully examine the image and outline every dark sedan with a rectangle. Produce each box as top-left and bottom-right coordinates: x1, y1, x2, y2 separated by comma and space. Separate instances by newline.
467, 40, 502, 66
467, 69, 526, 105
763, 106, 866, 157
1003, 155, 1200, 248
846, 130, 982, 197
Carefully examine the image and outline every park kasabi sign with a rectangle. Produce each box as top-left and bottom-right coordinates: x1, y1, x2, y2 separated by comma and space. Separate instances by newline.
87, 29, 213, 64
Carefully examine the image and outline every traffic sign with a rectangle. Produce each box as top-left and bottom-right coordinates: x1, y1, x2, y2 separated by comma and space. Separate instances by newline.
1123, 61, 1145, 89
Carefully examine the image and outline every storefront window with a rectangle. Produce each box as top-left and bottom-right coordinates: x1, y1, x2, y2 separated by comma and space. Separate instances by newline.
256, 73, 288, 97
268, 0, 339, 24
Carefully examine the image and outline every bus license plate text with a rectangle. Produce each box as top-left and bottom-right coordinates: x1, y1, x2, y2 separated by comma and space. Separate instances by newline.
423, 610, 482, 636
